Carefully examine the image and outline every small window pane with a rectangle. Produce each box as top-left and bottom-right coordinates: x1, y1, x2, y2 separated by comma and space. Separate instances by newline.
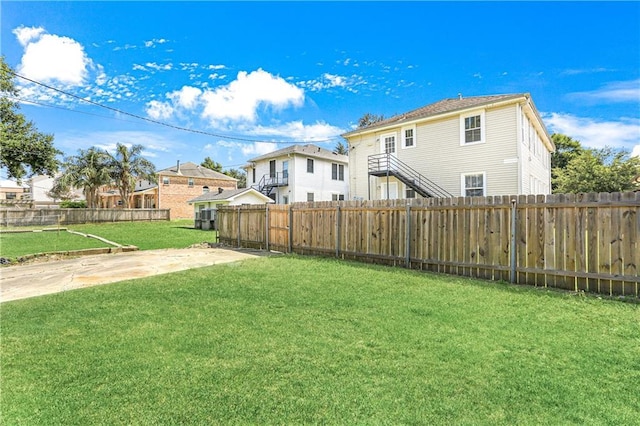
307, 159, 314, 173
307, 192, 314, 202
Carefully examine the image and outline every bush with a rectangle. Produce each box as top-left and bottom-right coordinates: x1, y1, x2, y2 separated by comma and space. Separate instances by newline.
59, 200, 87, 208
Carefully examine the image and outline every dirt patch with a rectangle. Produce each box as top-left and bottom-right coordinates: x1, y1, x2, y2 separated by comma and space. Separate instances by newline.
0, 247, 270, 303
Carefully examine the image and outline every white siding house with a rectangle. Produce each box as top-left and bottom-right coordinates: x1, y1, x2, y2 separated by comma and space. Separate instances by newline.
244, 144, 349, 203
342, 93, 554, 200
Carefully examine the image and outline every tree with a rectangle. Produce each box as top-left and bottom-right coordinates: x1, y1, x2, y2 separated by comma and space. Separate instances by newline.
107, 143, 156, 208
334, 140, 348, 155
55, 148, 111, 208
357, 112, 385, 129
551, 133, 584, 192
224, 168, 247, 188
0, 56, 60, 181
553, 146, 640, 194
201, 157, 223, 172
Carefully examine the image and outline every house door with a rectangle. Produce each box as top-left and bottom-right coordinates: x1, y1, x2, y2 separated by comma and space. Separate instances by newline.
380, 182, 398, 199
381, 133, 397, 156
269, 160, 276, 178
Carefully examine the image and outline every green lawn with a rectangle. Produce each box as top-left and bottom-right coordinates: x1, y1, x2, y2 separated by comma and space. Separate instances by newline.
0, 230, 112, 260
2, 256, 638, 424
70, 219, 215, 250
0, 220, 216, 259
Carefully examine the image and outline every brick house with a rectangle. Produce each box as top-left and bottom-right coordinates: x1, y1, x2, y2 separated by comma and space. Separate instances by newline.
99, 161, 237, 219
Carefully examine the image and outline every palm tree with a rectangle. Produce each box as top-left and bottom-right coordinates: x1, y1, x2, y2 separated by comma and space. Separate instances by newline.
55, 147, 111, 208
107, 143, 156, 209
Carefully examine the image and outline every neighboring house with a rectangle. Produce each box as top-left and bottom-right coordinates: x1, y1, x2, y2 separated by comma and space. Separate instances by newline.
188, 187, 274, 229
0, 179, 31, 207
342, 93, 554, 200
97, 161, 238, 218
244, 144, 349, 204
28, 174, 84, 208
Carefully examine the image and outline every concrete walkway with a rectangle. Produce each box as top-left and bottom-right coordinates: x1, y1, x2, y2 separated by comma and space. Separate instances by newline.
0, 248, 265, 303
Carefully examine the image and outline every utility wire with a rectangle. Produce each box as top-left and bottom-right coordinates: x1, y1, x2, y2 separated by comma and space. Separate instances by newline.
11, 71, 345, 145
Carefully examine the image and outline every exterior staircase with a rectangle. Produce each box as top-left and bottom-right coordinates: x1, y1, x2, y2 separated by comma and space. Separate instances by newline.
255, 172, 288, 197
368, 153, 452, 198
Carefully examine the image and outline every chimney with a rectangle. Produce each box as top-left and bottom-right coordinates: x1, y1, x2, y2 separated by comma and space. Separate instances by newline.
218, 187, 224, 194
176, 160, 181, 174
458, 93, 463, 100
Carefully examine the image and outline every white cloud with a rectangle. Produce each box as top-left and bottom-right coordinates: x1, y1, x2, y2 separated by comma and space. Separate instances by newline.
145, 62, 173, 71
12, 26, 45, 46
201, 69, 304, 124
631, 145, 640, 157
168, 86, 202, 109
299, 73, 365, 92
14, 27, 92, 85
145, 100, 174, 119
241, 141, 279, 156
568, 79, 640, 103
543, 112, 640, 151
247, 121, 344, 141
208, 64, 226, 70
144, 38, 168, 48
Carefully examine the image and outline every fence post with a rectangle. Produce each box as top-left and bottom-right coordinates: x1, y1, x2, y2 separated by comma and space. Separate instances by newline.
237, 206, 241, 248
405, 204, 411, 268
510, 198, 517, 283
288, 206, 293, 253
265, 204, 270, 252
335, 205, 341, 258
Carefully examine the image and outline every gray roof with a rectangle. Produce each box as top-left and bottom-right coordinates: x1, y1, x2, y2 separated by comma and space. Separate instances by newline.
133, 180, 157, 192
158, 161, 237, 180
188, 187, 268, 203
343, 93, 528, 136
247, 144, 348, 164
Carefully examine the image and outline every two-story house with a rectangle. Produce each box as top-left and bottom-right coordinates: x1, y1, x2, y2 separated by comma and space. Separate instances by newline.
245, 144, 349, 203
98, 161, 237, 218
342, 93, 554, 200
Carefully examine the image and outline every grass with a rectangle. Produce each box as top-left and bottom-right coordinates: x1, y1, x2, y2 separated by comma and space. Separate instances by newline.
1, 255, 639, 424
0, 220, 215, 259
0, 230, 112, 260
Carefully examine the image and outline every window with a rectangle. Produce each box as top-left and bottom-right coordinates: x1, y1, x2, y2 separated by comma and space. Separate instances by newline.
331, 163, 345, 181
202, 186, 210, 194
188, 178, 194, 187
252, 168, 256, 183
307, 158, 314, 173
403, 126, 415, 148
462, 173, 486, 197
460, 111, 485, 145
381, 133, 396, 154
282, 195, 289, 205
307, 192, 315, 202
406, 189, 416, 199
162, 177, 170, 185
269, 160, 276, 178
282, 160, 289, 178
6, 192, 16, 200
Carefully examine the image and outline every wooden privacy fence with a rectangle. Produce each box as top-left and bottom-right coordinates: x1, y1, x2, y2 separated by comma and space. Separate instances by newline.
217, 192, 640, 297
1, 208, 170, 227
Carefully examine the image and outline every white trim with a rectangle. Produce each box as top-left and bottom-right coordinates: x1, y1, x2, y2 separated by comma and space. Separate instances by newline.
380, 182, 398, 199
461, 172, 486, 197
459, 109, 486, 146
401, 125, 416, 149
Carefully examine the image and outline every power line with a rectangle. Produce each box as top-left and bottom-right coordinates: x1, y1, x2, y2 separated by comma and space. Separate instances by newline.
11, 71, 345, 145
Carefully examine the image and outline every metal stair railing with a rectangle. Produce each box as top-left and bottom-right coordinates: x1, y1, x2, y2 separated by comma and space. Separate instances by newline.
368, 153, 453, 198
254, 172, 289, 196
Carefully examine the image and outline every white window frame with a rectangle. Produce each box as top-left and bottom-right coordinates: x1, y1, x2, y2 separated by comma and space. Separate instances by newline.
188, 178, 194, 187
306, 192, 315, 202
331, 163, 345, 181
380, 132, 397, 155
162, 177, 170, 185
307, 158, 314, 174
460, 110, 486, 146
461, 172, 486, 197
331, 194, 345, 201
401, 125, 416, 149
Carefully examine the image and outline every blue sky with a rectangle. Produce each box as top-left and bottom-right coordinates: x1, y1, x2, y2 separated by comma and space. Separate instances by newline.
2, 1, 639, 176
